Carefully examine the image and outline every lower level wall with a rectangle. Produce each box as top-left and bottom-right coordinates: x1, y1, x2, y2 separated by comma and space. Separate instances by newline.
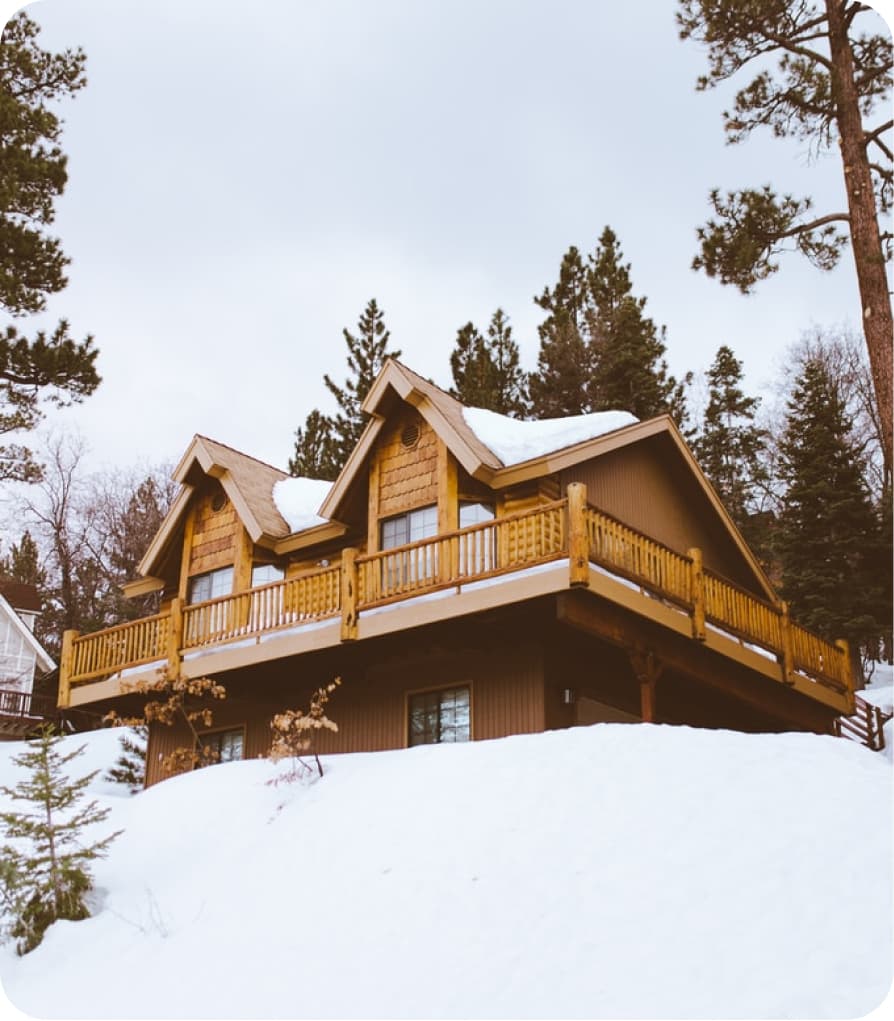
145, 634, 546, 787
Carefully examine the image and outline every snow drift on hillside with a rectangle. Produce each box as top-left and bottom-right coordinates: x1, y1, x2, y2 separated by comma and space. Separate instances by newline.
463, 406, 637, 465
0, 723, 890, 1019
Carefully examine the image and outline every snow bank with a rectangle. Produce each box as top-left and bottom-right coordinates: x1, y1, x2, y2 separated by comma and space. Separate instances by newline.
0, 723, 890, 1019
463, 406, 638, 466
272, 477, 332, 532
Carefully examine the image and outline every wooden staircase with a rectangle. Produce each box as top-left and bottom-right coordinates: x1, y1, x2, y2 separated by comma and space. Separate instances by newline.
834, 693, 892, 752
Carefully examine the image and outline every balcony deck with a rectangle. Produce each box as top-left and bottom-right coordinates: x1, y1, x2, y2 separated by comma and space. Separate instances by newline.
59, 489, 855, 717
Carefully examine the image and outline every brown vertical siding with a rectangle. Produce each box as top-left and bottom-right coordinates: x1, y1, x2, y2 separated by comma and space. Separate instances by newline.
144, 633, 546, 786
561, 437, 758, 591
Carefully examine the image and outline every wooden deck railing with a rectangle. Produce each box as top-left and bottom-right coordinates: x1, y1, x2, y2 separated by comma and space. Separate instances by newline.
182, 566, 341, 649
356, 500, 566, 608
60, 482, 853, 710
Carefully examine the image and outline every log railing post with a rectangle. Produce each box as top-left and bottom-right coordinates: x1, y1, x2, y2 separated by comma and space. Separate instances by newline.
779, 601, 795, 685
341, 547, 359, 641
58, 629, 79, 708
167, 597, 183, 681
687, 547, 705, 641
567, 483, 589, 587
835, 638, 855, 713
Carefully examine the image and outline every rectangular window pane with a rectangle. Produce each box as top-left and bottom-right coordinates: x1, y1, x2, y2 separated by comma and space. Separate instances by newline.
251, 563, 284, 587
188, 567, 234, 604
408, 687, 470, 746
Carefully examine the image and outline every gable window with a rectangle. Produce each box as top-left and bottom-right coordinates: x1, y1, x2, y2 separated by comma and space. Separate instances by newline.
408, 686, 471, 746
380, 505, 438, 589
380, 505, 438, 549
188, 566, 234, 604
197, 727, 244, 765
251, 563, 284, 588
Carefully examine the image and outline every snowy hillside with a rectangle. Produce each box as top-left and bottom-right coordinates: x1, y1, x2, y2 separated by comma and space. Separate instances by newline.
0, 717, 890, 1019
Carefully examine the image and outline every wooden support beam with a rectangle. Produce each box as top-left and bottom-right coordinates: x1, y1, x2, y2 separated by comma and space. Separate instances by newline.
367, 458, 381, 555
437, 440, 458, 583
58, 629, 78, 708
687, 547, 705, 641
341, 547, 359, 641
629, 644, 664, 723
167, 597, 183, 681
835, 638, 855, 713
567, 482, 589, 587
177, 506, 197, 601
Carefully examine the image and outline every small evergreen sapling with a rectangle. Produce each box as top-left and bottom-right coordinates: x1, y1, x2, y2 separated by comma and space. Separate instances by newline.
104, 725, 147, 794
0, 726, 121, 954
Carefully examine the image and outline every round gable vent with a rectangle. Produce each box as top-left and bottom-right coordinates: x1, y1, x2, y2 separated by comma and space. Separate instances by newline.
400, 421, 420, 449
211, 489, 227, 512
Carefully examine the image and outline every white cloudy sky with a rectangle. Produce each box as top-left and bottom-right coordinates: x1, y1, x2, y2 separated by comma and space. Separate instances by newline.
4, 0, 891, 474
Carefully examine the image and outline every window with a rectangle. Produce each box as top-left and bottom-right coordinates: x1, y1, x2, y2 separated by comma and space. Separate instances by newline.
380, 505, 438, 549
251, 563, 284, 587
459, 501, 495, 574
197, 727, 244, 765
380, 505, 438, 588
188, 566, 234, 604
408, 686, 471, 746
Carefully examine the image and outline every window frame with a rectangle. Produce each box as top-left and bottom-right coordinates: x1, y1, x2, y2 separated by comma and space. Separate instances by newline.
195, 724, 246, 766
187, 566, 235, 605
405, 682, 474, 748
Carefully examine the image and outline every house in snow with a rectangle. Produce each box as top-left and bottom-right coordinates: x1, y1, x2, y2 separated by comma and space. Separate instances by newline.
57, 360, 857, 785
0, 580, 56, 738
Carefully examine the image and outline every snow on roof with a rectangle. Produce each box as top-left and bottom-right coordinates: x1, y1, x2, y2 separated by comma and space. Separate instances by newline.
272, 477, 333, 533
462, 406, 639, 466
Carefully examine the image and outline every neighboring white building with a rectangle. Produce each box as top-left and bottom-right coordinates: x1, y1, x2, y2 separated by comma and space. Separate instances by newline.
0, 582, 55, 697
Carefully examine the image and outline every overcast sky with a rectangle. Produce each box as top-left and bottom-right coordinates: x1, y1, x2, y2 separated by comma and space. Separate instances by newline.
4, 0, 892, 476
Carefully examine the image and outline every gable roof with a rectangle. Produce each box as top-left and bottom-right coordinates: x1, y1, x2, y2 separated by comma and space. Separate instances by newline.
0, 593, 55, 675
319, 359, 776, 601
132, 360, 776, 603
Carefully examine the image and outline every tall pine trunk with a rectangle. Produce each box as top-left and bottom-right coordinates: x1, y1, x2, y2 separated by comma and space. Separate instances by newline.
826, 0, 893, 473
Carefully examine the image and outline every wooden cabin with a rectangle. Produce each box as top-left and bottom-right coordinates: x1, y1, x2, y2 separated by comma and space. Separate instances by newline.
0, 581, 58, 738
59, 360, 856, 785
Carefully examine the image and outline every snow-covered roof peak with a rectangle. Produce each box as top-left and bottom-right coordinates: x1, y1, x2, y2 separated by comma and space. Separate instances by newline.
272, 477, 333, 533
462, 406, 639, 467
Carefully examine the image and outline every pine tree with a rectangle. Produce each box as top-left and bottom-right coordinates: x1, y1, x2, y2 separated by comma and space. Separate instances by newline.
485, 309, 528, 416
289, 408, 339, 481
529, 247, 592, 417
1, 14, 99, 482
0, 530, 46, 592
775, 359, 884, 662
0, 727, 121, 954
529, 231, 690, 422
450, 322, 495, 408
323, 299, 400, 470
693, 345, 768, 530
104, 725, 147, 794
586, 227, 689, 422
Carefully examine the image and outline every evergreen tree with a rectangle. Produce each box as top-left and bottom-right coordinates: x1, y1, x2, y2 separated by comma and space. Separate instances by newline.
288, 408, 339, 481
323, 299, 400, 469
529, 247, 592, 417
449, 311, 527, 416
678, 0, 893, 472
586, 227, 690, 422
450, 322, 496, 409
0, 530, 47, 592
775, 359, 884, 663
693, 345, 768, 530
104, 725, 147, 794
0, 14, 99, 482
529, 230, 690, 423
485, 309, 528, 417
0, 727, 121, 954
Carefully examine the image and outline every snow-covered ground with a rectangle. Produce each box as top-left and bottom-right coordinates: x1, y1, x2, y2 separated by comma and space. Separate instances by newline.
0, 716, 890, 1019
